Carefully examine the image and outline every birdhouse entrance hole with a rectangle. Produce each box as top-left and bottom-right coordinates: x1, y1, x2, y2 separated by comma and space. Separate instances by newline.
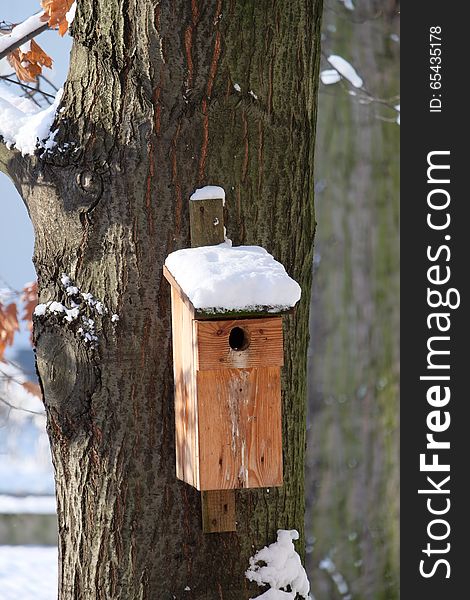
229, 326, 249, 351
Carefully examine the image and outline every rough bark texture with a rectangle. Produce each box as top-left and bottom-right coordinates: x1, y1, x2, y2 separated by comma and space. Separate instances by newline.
306, 1, 399, 598
1, 1, 322, 598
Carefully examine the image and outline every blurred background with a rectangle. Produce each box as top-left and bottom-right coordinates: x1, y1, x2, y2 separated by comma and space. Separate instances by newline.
306, 1, 399, 598
0, 1, 399, 598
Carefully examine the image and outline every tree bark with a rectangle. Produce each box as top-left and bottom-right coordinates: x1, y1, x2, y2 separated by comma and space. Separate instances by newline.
2, 1, 322, 598
306, 2, 399, 598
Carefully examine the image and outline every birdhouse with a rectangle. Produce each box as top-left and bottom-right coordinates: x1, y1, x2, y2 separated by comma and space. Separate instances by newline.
163, 242, 301, 492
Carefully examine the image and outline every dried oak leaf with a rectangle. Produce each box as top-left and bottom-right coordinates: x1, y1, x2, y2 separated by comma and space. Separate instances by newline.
0, 302, 19, 362
7, 39, 52, 83
41, 0, 75, 37
21, 281, 38, 341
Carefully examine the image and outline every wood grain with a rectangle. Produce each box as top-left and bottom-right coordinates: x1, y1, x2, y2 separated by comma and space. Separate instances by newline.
189, 197, 225, 248
171, 288, 199, 490
195, 317, 284, 371
201, 490, 236, 533
197, 367, 283, 490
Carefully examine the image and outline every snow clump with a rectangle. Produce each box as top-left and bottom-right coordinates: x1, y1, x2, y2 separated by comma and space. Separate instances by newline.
34, 274, 118, 347
245, 530, 311, 600
0, 87, 63, 155
165, 242, 301, 313
327, 55, 363, 88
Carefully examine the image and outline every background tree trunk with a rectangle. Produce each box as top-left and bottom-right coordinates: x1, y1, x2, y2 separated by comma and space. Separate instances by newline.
2, 1, 322, 598
306, 1, 399, 599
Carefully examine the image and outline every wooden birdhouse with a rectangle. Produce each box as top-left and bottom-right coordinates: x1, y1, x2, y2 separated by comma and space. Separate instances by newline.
163, 188, 301, 530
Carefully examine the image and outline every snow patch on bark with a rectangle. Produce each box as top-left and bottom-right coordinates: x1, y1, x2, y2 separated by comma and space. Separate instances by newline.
246, 530, 311, 599
34, 274, 118, 346
66, 2, 77, 26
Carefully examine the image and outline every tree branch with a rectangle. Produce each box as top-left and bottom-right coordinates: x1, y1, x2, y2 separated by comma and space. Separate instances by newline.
0, 13, 49, 61
0, 138, 16, 177
0, 138, 33, 209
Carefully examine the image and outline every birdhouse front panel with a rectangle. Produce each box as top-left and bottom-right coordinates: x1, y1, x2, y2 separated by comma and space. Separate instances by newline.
197, 365, 283, 490
195, 318, 284, 370
195, 318, 283, 490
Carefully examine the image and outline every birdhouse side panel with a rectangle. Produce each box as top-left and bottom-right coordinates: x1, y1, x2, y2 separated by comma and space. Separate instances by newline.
171, 287, 199, 489
197, 366, 283, 490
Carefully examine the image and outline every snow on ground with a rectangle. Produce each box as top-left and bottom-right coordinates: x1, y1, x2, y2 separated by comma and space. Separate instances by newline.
0, 88, 62, 155
0, 495, 56, 514
0, 545, 57, 600
165, 242, 301, 312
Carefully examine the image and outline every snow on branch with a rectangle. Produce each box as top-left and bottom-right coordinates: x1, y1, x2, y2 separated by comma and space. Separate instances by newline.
0, 86, 62, 155
319, 51, 400, 125
327, 55, 363, 88
0, 13, 48, 62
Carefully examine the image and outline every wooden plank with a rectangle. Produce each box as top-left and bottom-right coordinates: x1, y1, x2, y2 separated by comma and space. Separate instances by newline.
201, 490, 236, 533
188, 195, 237, 532
172, 288, 199, 489
189, 197, 225, 248
195, 317, 284, 371
197, 367, 283, 490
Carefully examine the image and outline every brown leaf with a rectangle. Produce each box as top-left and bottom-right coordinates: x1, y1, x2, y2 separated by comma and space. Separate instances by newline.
41, 0, 75, 37
7, 39, 53, 82
22, 381, 42, 398
21, 281, 38, 342
22, 39, 53, 68
0, 302, 19, 361
7, 49, 39, 83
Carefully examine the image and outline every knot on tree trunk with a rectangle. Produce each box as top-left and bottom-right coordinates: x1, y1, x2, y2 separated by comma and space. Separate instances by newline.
35, 326, 100, 439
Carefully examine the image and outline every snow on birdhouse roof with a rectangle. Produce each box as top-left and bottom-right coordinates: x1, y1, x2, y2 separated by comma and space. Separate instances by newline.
164, 242, 301, 314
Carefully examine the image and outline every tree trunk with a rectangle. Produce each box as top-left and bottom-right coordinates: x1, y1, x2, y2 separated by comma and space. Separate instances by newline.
1, 1, 322, 598
306, 1, 399, 598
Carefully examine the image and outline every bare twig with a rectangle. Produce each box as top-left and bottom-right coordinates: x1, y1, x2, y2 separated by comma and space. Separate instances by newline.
0, 75, 55, 100
40, 73, 59, 93
0, 395, 43, 416
320, 49, 400, 115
